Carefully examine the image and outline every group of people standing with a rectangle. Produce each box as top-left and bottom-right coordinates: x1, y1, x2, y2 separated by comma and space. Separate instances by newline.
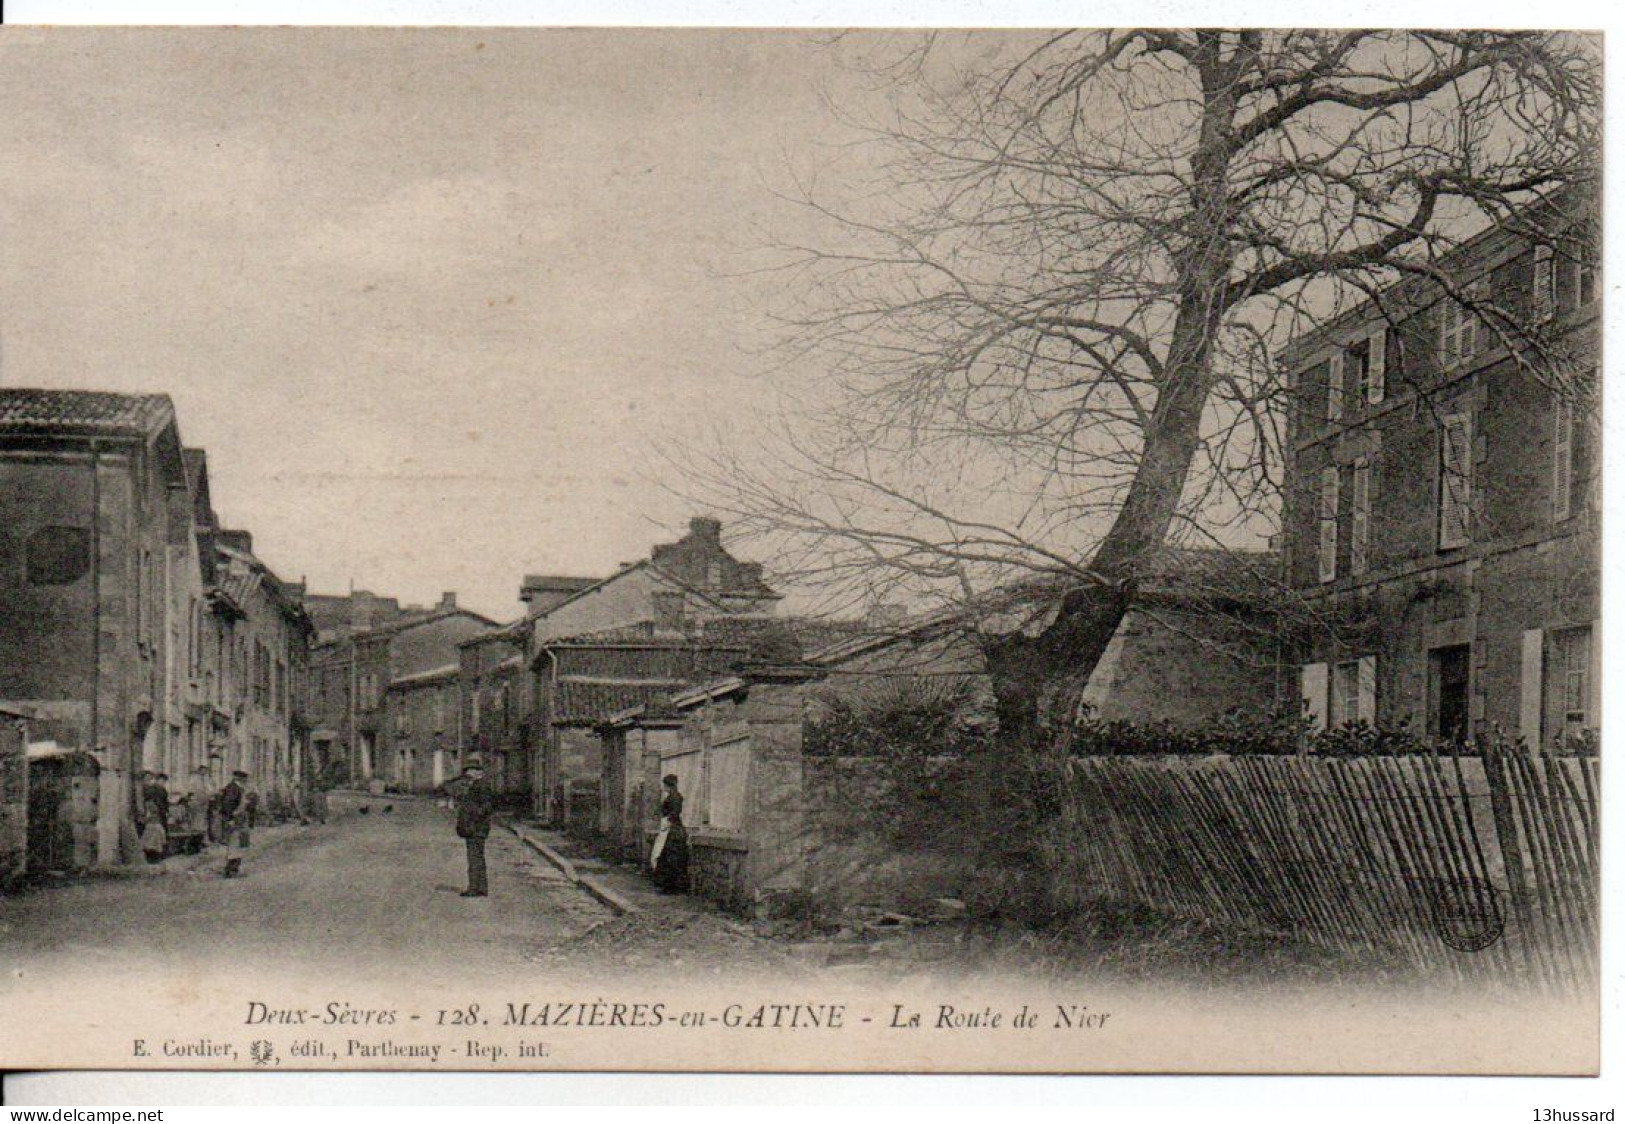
444, 761, 690, 899
135, 767, 255, 871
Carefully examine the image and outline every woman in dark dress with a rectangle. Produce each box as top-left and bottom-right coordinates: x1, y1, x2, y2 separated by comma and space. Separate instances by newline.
650, 774, 690, 893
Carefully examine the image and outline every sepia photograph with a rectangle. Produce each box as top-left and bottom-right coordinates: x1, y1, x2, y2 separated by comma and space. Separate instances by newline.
0, 22, 1603, 1078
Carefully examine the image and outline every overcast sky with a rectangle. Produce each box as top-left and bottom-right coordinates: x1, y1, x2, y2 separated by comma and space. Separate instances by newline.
0, 27, 896, 619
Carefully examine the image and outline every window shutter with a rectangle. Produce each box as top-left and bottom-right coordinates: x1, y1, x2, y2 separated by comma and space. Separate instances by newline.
1318, 466, 1340, 582
1439, 413, 1472, 549
1327, 351, 1344, 422
1588, 624, 1601, 733
1519, 629, 1544, 750
1301, 663, 1329, 733
1553, 396, 1574, 522
1350, 460, 1371, 576
1533, 244, 1555, 323
1463, 283, 1482, 358
1366, 329, 1386, 404
1438, 303, 1457, 370
1356, 656, 1377, 725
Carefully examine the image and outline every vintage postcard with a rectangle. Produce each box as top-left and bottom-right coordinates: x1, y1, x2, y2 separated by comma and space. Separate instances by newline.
0, 26, 1602, 1076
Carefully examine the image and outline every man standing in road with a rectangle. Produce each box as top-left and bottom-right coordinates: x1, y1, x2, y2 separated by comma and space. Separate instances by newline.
454, 758, 494, 898
218, 769, 251, 877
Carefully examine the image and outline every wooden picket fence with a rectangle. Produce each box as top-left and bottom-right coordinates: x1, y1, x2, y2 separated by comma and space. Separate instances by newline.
1052, 749, 1598, 988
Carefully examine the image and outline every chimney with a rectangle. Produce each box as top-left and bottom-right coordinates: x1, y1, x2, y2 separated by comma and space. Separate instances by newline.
520, 575, 597, 616
688, 516, 723, 544
351, 591, 376, 631
439, 591, 457, 610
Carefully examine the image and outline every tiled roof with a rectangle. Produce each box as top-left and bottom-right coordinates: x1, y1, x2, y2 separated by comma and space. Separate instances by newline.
547, 621, 665, 646
552, 680, 688, 726
458, 619, 528, 647
0, 389, 175, 437
358, 607, 497, 639
522, 574, 599, 593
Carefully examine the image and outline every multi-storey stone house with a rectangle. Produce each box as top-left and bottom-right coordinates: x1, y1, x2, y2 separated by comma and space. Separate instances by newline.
356, 604, 494, 789
1282, 190, 1599, 749
205, 531, 313, 811
305, 590, 490, 789
0, 391, 312, 868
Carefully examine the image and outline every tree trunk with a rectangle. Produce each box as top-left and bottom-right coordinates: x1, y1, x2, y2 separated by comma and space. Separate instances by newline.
1018, 39, 1241, 750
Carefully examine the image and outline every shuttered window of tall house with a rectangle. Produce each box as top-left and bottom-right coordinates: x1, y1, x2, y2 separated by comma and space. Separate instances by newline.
1438, 296, 1477, 371
1318, 466, 1340, 583
1553, 394, 1574, 522
1365, 329, 1386, 404
1350, 460, 1372, 576
1533, 243, 1556, 322
1326, 351, 1344, 423
1577, 239, 1598, 307
1438, 413, 1472, 549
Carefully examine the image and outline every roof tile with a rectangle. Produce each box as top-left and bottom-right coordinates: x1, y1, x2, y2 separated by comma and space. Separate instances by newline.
0, 389, 174, 437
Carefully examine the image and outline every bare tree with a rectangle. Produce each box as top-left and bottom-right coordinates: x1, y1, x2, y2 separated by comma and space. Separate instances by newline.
681, 30, 1599, 736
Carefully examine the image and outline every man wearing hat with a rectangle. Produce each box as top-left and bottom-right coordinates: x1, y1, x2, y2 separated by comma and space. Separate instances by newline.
453, 757, 494, 898
219, 769, 252, 851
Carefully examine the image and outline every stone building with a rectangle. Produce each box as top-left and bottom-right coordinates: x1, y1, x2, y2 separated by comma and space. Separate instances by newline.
381, 663, 460, 792
522, 517, 780, 824
604, 564, 1280, 916
536, 624, 762, 831
350, 604, 495, 788
527, 518, 778, 647
1281, 190, 1600, 749
457, 622, 530, 807
305, 591, 492, 788
204, 532, 314, 812
0, 391, 311, 867
303, 589, 428, 644
0, 390, 197, 863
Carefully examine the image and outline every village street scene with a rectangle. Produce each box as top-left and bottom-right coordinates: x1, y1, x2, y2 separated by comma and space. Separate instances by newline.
0, 27, 1603, 1034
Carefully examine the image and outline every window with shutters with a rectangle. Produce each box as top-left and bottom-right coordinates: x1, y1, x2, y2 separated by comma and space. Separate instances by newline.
1438, 296, 1478, 371
1429, 644, 1471, 743
1365, 329, 1386, 404
1553, 395, 1575, 522
1326, 351, 1344, 422
1331, 660, 1360, 727
1533, 243, 1556, 322
1551, 627, 1591, 732
1438, 412, 1472, 549
1350, 460, 1372, 576
1318, 466, 1340, 582
1562, 234, 1598, 311
1576, 244, 1598, 307
1329, 656, 1377, 728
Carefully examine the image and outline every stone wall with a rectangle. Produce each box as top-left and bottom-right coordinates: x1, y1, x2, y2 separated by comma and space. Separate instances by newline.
1081, 603, 1279, 724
